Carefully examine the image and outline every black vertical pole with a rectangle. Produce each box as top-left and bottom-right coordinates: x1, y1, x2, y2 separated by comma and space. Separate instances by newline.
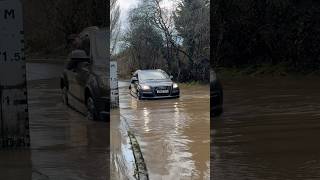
0, 87, 4, 147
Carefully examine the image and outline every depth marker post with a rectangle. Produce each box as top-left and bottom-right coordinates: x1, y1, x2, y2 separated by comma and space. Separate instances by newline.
0, 0, 30, 148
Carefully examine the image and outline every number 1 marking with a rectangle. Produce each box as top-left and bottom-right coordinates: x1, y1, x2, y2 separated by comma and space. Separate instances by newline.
2, 51, 7, 61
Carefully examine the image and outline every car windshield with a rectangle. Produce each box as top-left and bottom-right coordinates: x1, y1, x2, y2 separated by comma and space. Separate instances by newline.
139, 71, 169, 81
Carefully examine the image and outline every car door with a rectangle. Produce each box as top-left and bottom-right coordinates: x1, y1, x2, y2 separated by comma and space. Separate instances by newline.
74, 35, 91, 103
66, 58, 79, 100
67, 60, 86, 102
130, 74, 138, 95
76, 62, 90, 103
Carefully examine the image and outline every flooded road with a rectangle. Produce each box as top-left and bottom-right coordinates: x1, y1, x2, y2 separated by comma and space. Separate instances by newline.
110, 109, 136, 180
113, 81, 210, 180
0, 63, 109, 180
212, 77, 320, 180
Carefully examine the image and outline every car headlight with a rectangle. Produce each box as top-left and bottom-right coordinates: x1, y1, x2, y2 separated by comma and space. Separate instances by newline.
173, 83, 179, 89
141, 85, 151, 90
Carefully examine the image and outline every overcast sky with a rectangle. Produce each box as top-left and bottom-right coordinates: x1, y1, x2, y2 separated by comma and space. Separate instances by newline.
118, 0, 139, 30
118, 0, 177, 31
114, 0, 178, 54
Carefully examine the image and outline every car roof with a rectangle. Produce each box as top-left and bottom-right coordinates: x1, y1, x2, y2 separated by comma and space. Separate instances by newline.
142, 69, 161, 72
135, 69, 164, 74
133, 69, 167, 77
79, 26, 104, 37
136, 69, 162, 72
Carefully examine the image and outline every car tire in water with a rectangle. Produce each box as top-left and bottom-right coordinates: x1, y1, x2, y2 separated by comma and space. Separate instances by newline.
137, 91, 142, 100
62, 86, 69, 105
87, 96, 98, 121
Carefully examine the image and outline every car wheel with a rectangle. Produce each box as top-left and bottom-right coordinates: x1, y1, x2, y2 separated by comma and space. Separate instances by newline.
86, 96, 98, 121
137, 91, 142, 100
62, 86, 68, 105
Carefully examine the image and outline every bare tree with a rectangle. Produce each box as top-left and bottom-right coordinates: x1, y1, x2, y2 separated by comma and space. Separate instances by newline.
174, 0, 210, 81
118, 0, 210, 82
123, 3, 164, 69
151, 0, 193, 79
110, 0, 121, 55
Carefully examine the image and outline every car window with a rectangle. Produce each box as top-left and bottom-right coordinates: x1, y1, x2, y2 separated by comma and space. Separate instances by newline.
81, 36, 90, 56
139, 71, 169, 81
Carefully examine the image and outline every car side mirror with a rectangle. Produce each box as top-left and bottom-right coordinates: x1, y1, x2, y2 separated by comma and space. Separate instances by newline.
170, 75, 173, 79
131, 77, 138, 83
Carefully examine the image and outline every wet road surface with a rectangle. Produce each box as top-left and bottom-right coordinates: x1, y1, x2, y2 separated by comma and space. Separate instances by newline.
112, 81, 210, 180
0, 63, 109, 180
212, 76, 320, 180
110, 109, 135, 180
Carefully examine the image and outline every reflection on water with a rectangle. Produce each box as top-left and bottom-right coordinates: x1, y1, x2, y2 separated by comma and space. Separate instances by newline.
0, 63, 109, 180
2, 63, 110, 179
28, 78, 109, 180
116, 81, 210, 180
212, 77, 320, 180
0, 150, 32, 180
111, 109, 136, 180
143, 107, 151, 133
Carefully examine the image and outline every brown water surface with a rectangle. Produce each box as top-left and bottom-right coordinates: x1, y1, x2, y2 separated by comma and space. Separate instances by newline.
115, 81, 210, 180
0, 63, 109, 180
212, 76, 320, 180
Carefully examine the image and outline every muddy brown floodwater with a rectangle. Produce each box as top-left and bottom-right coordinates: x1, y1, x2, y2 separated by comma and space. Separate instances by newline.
212, 76, 320, 180
112, 81, 210, 180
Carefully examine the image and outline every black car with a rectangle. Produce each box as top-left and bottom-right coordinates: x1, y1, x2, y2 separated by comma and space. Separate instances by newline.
129, 69, 180, 99
211, 69, 223, 116
60, 27, 109, 121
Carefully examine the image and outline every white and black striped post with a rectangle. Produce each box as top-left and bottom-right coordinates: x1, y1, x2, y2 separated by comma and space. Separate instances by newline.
110, 60, 119, 108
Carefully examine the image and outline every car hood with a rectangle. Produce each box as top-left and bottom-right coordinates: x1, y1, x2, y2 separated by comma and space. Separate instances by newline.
141, 79, 173, 87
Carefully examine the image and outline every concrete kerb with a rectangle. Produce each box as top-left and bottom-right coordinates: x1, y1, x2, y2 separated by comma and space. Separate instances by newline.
128, 131, 149, 180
